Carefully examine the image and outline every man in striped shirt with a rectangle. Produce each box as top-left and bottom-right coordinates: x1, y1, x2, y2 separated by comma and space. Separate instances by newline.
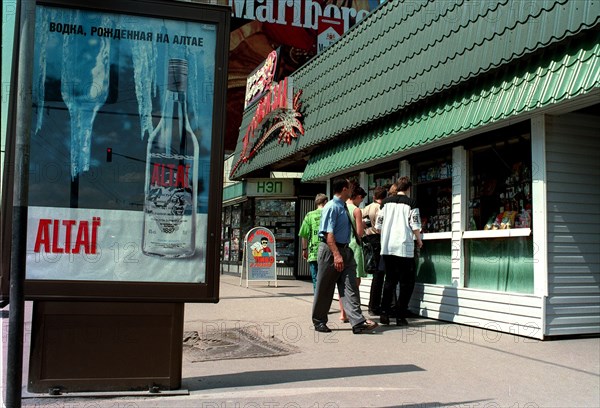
375, 177, 423, 326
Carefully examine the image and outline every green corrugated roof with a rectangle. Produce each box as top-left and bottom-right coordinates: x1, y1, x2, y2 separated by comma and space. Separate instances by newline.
302, 36, 600, 181
230, 0, 600, 179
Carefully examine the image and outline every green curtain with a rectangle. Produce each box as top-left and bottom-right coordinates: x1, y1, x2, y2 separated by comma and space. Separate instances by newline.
416, 240, 452, 285
467, 237, 534, 293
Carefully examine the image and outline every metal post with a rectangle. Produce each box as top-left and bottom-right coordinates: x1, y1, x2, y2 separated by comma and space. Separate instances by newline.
6, 1, 35, 407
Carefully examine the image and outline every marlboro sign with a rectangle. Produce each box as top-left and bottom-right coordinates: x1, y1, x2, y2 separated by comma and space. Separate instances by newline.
318, 16, 344, 53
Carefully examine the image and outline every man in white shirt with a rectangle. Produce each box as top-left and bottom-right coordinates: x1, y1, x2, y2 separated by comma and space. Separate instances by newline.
375, 177, 423, 326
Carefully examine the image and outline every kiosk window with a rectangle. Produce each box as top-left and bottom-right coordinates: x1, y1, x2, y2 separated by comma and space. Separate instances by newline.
414, 158, 452, 233
465, 132, 534, 294
468, 135, 532, 231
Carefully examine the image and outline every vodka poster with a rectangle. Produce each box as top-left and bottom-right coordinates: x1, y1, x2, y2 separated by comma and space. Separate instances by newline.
26, 5, 217, 283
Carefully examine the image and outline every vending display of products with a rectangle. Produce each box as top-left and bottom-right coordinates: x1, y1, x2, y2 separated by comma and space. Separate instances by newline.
143, 59, 199, 258
416, 162, 452, 183
367, 171, 399, 202
221, 201, 254, 265
468, 136, 533, 231
230, 228, 241, 262
255, 199, 296, 267
415, 159, 452, 233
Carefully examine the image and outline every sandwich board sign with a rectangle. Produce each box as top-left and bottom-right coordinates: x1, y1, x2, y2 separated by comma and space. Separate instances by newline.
241, 227, 277, 287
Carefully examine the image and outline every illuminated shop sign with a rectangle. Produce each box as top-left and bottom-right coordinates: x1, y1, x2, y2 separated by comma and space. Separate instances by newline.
244, 49, 280, 108
230, 0, 375, 33
231, 77, 303, 177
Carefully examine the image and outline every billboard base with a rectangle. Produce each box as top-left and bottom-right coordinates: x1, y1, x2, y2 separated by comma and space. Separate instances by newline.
28, 301, 184, 393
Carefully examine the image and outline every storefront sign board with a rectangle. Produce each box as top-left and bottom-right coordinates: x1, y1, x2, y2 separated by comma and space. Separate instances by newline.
246, 178, 294, 197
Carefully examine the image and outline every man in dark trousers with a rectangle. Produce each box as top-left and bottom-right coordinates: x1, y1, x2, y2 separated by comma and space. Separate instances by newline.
375, 177, 423, 326
312, 178, 378, 334
362, 185, 387, 315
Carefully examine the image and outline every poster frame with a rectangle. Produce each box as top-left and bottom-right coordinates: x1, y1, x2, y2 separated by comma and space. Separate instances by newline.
1, 0, 230, 303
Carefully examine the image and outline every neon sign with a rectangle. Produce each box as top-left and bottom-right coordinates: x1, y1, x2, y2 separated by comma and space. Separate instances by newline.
244, 49, 279, 108
231, 77, 303, 178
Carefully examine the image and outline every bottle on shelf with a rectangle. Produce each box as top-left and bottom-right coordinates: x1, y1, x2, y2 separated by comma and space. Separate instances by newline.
142, 58, 199, 258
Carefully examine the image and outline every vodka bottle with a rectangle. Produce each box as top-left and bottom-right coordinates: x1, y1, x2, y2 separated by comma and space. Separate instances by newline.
142, 59, 199, 258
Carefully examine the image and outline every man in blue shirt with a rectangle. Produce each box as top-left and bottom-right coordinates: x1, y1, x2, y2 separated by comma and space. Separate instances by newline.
312, 178, 378, 334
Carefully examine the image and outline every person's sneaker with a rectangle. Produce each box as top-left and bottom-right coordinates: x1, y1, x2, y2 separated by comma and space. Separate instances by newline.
314, 323, 332, 333
379, 314, 390, 325
396, 317, 409, 326
352, 320, 379, 334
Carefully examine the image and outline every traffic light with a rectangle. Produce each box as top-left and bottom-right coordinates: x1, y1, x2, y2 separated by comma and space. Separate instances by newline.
106, 147, 112, 162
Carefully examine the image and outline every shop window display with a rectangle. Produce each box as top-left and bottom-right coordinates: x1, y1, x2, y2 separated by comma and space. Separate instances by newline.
466, 133, 534, 294
367, 170, 398, 202
412, 154, 453, 286
468, 135, 533, 231
221, 200, 254, 265
255, 199, 296, 267
414, 159, 452, 233
221, 207, 231, 262
229, 205, 242, 262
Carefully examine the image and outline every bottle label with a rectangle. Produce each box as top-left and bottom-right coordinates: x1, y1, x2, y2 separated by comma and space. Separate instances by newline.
143, 154, 195, 253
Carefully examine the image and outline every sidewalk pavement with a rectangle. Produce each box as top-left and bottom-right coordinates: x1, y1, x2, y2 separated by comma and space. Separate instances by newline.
13, 273, 600, 407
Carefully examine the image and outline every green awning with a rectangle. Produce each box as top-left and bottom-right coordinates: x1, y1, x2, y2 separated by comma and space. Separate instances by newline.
230, 0, 600, 180
302, 38, 600, 181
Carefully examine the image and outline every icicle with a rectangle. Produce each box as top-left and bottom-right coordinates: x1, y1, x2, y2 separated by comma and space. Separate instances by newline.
80, 30, 110, 173
33, 7, 53, 134
61, 11, 111, 179
131, 24, 158, 140
184, 40, 205, 146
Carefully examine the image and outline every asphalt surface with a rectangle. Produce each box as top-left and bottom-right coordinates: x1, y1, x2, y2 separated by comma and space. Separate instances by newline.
5, 273, 600, 407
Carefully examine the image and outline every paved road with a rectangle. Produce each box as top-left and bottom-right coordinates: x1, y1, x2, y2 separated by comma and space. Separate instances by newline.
7, 273, 600, 407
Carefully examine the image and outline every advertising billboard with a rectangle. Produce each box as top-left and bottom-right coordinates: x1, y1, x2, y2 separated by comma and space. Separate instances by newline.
225, 0, 384, 151
3, 0, 230, 302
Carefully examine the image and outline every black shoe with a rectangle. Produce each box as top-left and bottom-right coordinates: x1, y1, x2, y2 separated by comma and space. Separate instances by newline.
352, 320, 378, 334
396, 318, 409, 326
314, 323, 332, 333
379, 314, 390, 325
